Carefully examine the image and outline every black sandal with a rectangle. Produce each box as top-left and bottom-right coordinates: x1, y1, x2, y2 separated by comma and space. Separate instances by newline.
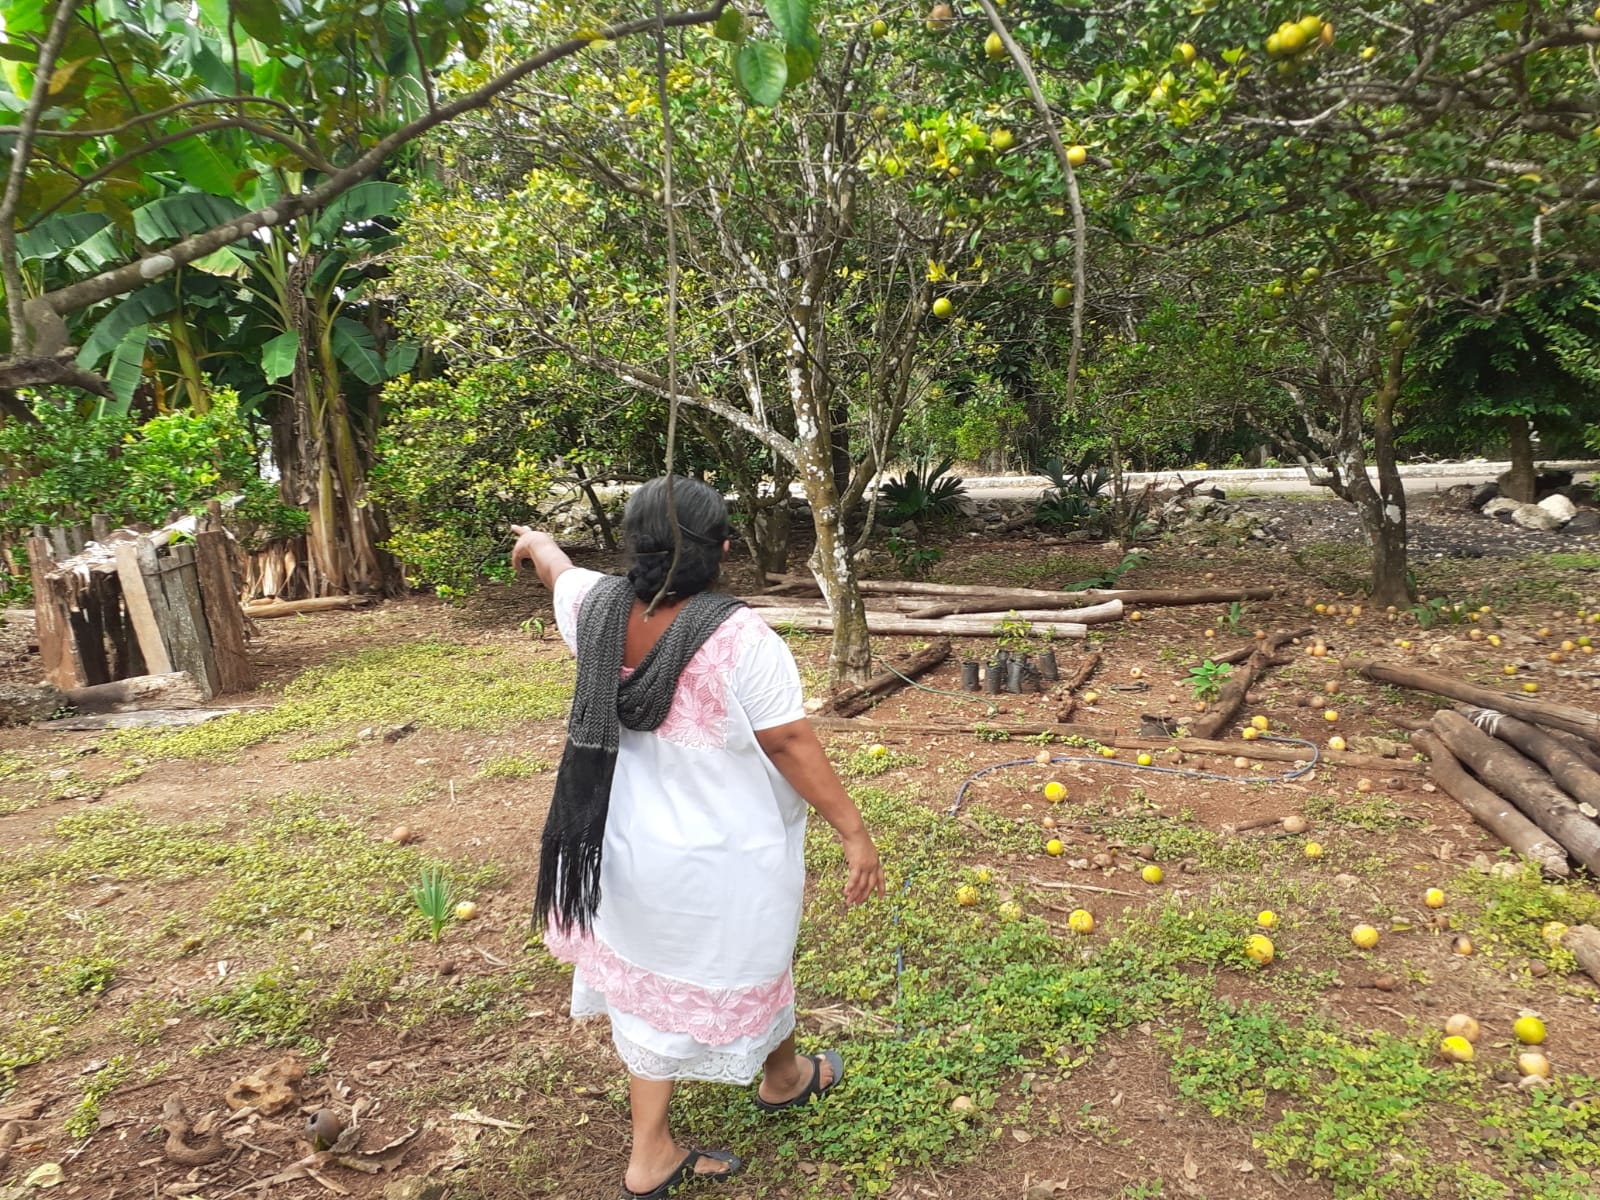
754, 1049, 845, 1112
621, 1148, 743, 1199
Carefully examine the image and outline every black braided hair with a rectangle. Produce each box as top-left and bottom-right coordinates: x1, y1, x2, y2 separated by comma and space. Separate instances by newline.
623, 476, 730, 601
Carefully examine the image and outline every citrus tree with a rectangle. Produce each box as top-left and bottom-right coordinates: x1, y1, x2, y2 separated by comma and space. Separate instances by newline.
389, 1, 989, 682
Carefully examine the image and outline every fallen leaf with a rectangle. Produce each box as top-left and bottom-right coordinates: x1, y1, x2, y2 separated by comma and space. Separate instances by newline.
1011, 1128, 1033, 1143
24, 1164, 65, 1188
1183, 1148, 1199, 1181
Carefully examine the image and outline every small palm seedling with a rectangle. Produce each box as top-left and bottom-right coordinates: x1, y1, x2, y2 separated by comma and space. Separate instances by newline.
1186, 658, 1232, 703
410, 866, 457, 942
1220, 600, 1247, 633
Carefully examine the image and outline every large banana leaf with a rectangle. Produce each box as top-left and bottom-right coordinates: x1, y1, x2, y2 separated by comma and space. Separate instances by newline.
75, 284, 179, 367
132, 192, 249, 244
313, 181, 406, 242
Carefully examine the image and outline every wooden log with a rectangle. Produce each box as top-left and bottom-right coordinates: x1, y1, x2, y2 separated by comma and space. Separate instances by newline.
762, 572, 1273, 608
885, 597, 1125, 624
67, 570, 113, 686
48, 526, 71, 561
63, 672, 205, 713
1056, 651, 1103, 721
242, 595, 374, 618
1456, 706, 1600, 814
1559, 925, 1600, 987
114, 540, 174, 675
90, 514, 111, 544
195, 530, 253, 694
155, 544, 219, 699
808, 716, 1422, 772
1537, 726, 1600, 777
821, 640, 952, 717
1428, 711, 1600, 874
26, 536, 82, 688
1409, 729, 1569, 877
758, 609, 1089, 639
907, 588, 1275, 619
1190, 629, 1303, 739
1211, 628, 1314, 667
1359, 660, 1600, 747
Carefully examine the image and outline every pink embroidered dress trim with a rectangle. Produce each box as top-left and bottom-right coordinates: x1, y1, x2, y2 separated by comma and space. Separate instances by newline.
546, 925, 795, 1043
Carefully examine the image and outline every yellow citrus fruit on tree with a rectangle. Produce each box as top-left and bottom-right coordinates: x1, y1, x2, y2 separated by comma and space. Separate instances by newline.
1067, 909, 1095, 934
1257, 910, 1278, 930
1304, 841, 1325, 860
1051, 285, 1071, 308
1439, 1036, 1475, 1063
1350, 923, 1380, 948
985, 31, 1006, 59
1244, 934, 1275, 964
1424, 888, 1446, 909
1514, 1016, 1547, 1045
1141, 864, 1164, 884
871, 18, 888, 37
1046, 838, 1065, 856
932, 297, 954, 318
956, 884, 979, 907
1177, 41, 1197, 64
1065, 143, 1088, 167
990, 128, 1014, 152
1044, 781, 1067, 803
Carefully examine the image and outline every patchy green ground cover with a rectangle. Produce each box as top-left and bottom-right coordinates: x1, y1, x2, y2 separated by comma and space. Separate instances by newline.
1, 542, 1598, 1199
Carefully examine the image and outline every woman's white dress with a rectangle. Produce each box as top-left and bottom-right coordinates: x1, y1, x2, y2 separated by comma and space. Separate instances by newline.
544, 568, 809, 1083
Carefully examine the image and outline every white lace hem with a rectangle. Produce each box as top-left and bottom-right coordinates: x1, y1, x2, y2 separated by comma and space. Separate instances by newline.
572, 994, 795, 1084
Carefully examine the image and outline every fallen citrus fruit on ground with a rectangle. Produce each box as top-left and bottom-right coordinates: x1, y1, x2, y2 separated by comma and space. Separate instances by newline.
1444, 1013, 1480, 1043
1251, 715, 1270, 731
1044, 781, 1067, 802
1542, 921, 1569, 946
1518, 1051, 1552, 1078
1324, 709, 1339, 722
455, 900, 478, 921
1257, 910, 1278, 930
1067, 909, 1095, 934
1137, 752, 1153, 766
1351, 923, 1380, 948
868, 743, 888, 758
1424, 888, 1446, 908
1100, 746, 1118, 758
973, 868, 992, 884
1304, 841, 1324, 860
1242, 727, 1260, 740
1046, 838, 1065, 856
1440, 1036, 1475, 1063
1141, 864, 1163, 884
1244, 934, 1275, 964
1452, 934, 1475, 956
998, 900, 1023, 922
1514, 1016, 1547, 1045
1328, 736, 1347, 751
956, 885, 979, 907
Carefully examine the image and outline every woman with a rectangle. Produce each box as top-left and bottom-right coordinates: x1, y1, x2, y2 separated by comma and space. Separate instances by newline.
511, 476, 885, 1200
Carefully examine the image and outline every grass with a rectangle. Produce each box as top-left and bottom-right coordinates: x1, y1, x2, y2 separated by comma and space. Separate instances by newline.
475, 753, 551, 780
108, 640, 572, 761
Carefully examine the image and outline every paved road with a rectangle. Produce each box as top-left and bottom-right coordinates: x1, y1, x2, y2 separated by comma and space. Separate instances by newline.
960, 460, 1600, 501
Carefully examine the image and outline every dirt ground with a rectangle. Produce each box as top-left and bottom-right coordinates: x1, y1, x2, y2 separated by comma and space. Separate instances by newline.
1, 493, 1598, 1200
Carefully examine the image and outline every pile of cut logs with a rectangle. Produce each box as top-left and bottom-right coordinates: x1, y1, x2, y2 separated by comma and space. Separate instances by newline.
1361, 662, 1600, 878
752, 573, 1272, 640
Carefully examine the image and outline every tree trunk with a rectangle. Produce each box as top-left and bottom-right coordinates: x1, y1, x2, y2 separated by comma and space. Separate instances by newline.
1501, 413, 1536, 503
1364, 346, 1412, 608
745, 499, 792, 576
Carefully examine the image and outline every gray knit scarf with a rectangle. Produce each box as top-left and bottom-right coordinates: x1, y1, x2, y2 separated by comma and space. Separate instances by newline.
536, 573, 746, 934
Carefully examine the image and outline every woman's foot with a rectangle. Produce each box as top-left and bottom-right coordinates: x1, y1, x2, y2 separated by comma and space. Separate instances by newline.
755, 1050, 843, 1109
624, 1143, 738, 1197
